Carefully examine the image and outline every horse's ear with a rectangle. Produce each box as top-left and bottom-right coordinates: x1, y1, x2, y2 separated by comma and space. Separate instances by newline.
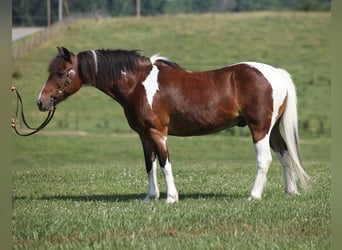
56, 46, 73, 63
57, 47, 64, 56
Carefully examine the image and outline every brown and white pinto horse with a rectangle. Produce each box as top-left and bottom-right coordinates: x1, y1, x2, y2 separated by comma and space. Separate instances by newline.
37, 47, 310, 203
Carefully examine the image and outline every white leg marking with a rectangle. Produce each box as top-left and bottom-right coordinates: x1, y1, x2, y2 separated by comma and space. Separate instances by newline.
142, 62, 159, 108
162, 157, 179, 203
249, 136, 272, 200
144, 159, 160, 202
276, 152, 299, 195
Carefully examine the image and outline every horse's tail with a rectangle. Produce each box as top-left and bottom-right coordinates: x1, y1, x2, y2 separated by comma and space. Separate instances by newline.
278, 69, 310, 190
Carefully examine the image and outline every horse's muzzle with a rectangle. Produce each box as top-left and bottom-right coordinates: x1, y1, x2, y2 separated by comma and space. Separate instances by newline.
37, 97, 55, 112
37, 99, 43, 111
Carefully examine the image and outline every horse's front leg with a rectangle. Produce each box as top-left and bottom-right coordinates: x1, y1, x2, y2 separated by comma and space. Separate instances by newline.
158, 141, 179, 203
140, 137, 160, 201
160, 152, 178, 203
150, 130, 179, 203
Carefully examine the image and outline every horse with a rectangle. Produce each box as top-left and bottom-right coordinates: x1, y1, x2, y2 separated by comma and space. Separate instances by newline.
37, 47, 310, 203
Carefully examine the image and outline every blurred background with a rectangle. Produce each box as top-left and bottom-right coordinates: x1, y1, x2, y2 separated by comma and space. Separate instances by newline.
12, 0, 331, 138
13, 0, 330, 27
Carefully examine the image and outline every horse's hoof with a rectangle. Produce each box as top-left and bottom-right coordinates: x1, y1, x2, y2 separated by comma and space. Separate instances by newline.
285, 190, 300, 196
144, 194, 159, 202
247, 195, 262, 201
166, 194, 179, 204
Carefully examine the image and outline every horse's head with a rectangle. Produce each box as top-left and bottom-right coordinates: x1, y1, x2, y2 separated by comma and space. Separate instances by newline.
37, 47, 81, 111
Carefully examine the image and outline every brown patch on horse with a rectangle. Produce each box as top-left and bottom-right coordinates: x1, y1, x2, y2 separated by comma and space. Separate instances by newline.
233, 64, 273, 143
153, 64, 242, 136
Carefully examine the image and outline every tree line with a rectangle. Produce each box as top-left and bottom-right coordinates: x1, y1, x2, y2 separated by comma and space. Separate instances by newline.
13, 0, 330, 26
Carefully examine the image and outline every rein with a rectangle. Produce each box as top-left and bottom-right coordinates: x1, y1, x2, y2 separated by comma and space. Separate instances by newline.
11, 87, 55, 136
11, 55, 78, 136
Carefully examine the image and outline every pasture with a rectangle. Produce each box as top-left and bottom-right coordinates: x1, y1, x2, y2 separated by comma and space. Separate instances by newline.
12, 12, 330, 248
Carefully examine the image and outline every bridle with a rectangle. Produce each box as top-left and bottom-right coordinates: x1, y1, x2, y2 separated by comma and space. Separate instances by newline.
51, 55, 78, 102
51, 67, 76, 103
11, 57, 77, 136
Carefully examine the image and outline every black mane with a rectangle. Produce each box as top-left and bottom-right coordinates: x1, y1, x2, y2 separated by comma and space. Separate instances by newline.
77, 49, 148, 88
77, 49, 184, 89
156, 58, 183, 69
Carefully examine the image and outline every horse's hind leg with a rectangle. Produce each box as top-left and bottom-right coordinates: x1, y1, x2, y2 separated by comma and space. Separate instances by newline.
270, 121, 299, 195
249, 134, 273, 200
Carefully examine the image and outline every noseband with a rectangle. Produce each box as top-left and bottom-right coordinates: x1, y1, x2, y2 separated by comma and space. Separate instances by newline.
11, 57, 78, 136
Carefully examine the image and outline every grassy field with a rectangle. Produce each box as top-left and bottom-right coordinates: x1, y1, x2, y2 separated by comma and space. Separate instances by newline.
12, 12, 330, 249
13, 135, 330, 249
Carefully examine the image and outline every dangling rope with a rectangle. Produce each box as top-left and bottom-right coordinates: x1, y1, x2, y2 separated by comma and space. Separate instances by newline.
11, 87, 55, 136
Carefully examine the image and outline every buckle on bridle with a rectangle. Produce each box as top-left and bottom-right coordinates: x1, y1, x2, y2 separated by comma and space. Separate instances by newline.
65, 69, 76, 85
68, 69, 76, 78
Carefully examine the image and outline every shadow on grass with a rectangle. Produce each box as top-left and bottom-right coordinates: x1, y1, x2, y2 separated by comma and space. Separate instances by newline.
15, 192, 246, 203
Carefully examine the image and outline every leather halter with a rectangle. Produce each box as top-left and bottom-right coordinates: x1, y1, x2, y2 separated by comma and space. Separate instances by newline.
52, 56, 78, 102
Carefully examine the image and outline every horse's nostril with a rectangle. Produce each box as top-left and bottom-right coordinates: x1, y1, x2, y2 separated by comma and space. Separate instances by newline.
37, 100, 43, 111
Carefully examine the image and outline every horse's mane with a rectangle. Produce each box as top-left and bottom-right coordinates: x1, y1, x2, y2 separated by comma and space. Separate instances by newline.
77, 49, 149, 87
76, 49, 184, 88
151, 54, 183, 70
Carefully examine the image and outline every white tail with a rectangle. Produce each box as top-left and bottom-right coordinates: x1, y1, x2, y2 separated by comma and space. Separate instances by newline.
278, 69, 310, 190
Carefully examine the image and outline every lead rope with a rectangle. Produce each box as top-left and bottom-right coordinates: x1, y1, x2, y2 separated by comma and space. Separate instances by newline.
11, 86, 55, 136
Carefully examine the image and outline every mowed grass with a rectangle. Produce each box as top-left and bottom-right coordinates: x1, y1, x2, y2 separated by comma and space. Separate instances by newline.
13, 135, 330, 249
12, 12, 331, 249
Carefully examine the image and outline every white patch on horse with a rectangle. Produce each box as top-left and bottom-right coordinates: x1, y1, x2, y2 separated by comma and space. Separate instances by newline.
142, 56, 161, 108
249, 135, 272, 200
144, 159, 160, 201
150, 54, 171, 64
91, 50, 98, 74
244, 62, 287, 128
276, 151, 299, 195
162, 157, 179, 203
37, 83, 46, 101
156, 136, 178, 203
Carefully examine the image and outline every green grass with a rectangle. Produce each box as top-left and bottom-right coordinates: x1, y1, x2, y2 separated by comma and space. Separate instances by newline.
13, 135, 330, 249
12, 12, 331, 249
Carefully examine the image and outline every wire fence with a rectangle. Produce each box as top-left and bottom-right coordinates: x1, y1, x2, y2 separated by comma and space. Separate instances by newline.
12, 23, 61, 60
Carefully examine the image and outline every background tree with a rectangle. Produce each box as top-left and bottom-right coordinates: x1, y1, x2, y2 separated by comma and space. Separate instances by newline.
12, 0, 330, 27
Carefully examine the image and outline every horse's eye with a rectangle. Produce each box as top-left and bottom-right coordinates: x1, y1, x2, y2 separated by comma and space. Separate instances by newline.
56, 71, 65, 77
